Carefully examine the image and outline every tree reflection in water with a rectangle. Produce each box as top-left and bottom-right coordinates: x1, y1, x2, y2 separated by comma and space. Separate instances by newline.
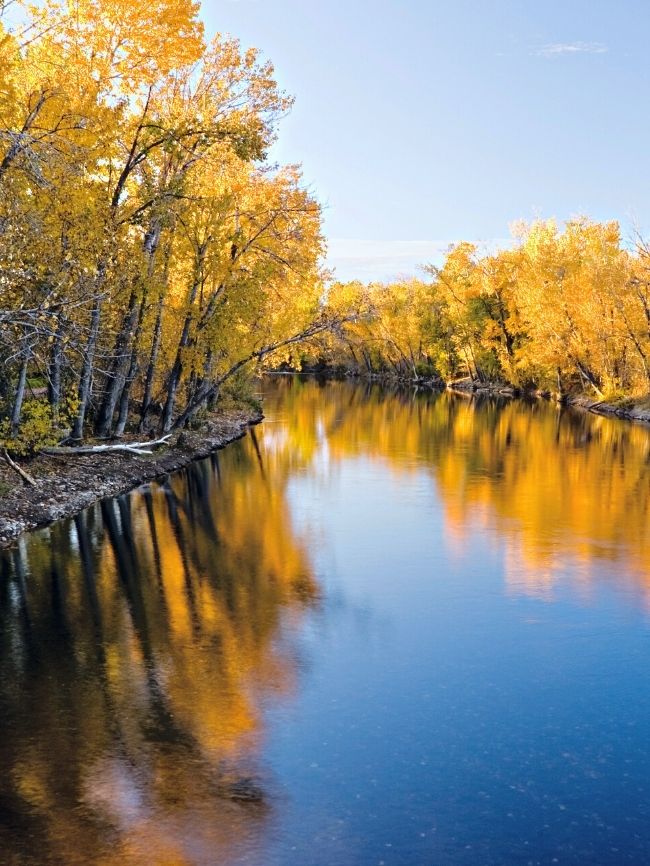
268, 377, 650, 597
0, 440, 318, 866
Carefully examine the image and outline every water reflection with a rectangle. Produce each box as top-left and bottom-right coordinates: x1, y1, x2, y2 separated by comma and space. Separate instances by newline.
2, 378, 650, 865
0, 446, 317, 866
266, 378, 650, 599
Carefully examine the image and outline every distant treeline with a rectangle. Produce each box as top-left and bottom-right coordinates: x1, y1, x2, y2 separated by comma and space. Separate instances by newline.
318, 219, 650, 400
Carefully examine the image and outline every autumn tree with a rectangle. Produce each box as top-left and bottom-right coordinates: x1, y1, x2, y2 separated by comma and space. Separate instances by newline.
0, 0, 340, 453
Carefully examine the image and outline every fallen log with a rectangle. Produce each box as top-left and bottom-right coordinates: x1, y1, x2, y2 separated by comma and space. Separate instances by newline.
2, 448, 36, 486
41, 434, 173, 457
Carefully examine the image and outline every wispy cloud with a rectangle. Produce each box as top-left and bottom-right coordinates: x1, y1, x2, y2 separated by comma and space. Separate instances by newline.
326, 239, 511, 283
534, 41, 608, 58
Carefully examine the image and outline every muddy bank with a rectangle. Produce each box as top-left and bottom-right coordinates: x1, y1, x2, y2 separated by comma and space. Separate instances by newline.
0, 408, 262, 549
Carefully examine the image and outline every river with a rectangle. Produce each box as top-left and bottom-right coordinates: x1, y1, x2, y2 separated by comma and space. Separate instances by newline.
1, 377, 650, 865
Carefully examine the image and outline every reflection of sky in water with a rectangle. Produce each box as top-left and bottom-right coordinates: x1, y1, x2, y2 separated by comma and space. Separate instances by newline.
2, 379, 650, 865
259, 381, 650, 866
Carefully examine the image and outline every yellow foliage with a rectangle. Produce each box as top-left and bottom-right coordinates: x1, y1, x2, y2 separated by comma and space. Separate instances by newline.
328, 218, 650, 398
0, 0, 325, 441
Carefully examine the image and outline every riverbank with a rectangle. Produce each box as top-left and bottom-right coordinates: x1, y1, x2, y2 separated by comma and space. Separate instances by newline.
563, 394, 650, 423
446, 377, 650, 424
0, 407, 262, 548
298, 367, 650, 424
293, 367, 650, 425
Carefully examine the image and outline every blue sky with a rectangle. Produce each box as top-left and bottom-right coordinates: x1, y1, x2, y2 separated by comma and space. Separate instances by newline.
202, 0, 650, 281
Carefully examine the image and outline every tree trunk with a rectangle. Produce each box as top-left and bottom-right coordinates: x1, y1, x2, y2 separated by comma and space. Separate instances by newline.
171, 380, 218, 431
71, 294, 102, 441
48, 318, 64, 423
139, 293, 164, 431
160, 251, 205, 433
94, 290, 139, 438
42, 434, 172, 456
161, 354, 183, 433
622, 318, 650, 386
575, 359, 603, 397
10, 354, 29, 436
114, 293, 147, 437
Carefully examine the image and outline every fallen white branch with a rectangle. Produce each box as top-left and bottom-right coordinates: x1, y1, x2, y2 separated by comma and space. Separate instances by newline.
2, 448, 37, 486
41, 434, 173, 457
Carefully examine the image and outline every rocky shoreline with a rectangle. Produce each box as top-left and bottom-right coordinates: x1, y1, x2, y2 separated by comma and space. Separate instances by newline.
446, 377, 650, 424
565, 395, 650, 424
0, 407, 263, 549
300, 369, 650, 425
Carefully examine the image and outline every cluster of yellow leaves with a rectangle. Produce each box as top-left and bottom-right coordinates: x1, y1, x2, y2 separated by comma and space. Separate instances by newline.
0, 392, 79, 454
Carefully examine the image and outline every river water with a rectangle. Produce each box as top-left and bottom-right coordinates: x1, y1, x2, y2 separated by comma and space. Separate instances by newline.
2, 377, 650, 865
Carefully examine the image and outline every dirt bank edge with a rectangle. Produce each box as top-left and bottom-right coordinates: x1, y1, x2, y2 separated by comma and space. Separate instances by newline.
0, 408, 263, 549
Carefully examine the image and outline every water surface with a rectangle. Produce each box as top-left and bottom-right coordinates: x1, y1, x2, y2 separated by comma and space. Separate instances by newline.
2, 378, 650, 865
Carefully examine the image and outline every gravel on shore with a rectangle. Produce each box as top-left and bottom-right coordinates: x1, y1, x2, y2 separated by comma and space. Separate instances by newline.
0, 408, 262, 549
